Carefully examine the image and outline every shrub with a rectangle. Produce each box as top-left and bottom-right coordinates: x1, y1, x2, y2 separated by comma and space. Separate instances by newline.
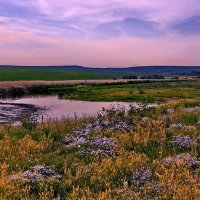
31, 132, 43, 142
20, 113, 38, 131
0, 133, 3, 140
9, 129, 26, 139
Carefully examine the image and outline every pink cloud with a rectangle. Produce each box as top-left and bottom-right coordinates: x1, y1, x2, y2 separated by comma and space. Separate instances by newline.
1, 0, 200, 66
1, 26, 200, 67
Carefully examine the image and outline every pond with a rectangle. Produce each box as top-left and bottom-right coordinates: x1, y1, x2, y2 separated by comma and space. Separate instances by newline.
0, 95, 135, 124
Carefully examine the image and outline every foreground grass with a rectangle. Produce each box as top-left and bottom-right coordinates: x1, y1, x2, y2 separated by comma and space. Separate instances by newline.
0, 100, 200, 199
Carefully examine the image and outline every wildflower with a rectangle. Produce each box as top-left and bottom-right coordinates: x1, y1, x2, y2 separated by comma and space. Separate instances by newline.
147, 183, 164, 197
95, 149, 114, 157
171, 135, 194, 149
78, 147, 96, 157
168, 123, 186, 130
92, 137, 118, 150
169, 123, 197, 131
63, 134, 88, 147
9, 165, 62, 184
132, 167, 152, 186
163, 153, 200, 172
115, 122, 132, 132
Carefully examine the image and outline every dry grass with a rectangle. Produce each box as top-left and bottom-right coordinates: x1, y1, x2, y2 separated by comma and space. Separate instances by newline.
0, 101, 200, 199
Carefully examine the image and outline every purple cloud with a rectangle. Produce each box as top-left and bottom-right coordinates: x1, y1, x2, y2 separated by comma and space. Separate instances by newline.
1, 0, 200, 39
172, 16, 200, 35
1, 0, 200, 66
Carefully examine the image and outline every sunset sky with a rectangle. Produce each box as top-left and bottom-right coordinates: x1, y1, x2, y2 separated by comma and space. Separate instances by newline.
1, 0, 200, 67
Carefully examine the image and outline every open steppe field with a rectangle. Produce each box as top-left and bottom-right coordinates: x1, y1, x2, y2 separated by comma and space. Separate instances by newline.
0, 79, 200, 199
0, 66, 198, 81
0, 68, 123, 81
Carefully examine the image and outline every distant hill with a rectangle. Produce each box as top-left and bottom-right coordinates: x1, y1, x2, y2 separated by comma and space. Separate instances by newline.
0, 65, 199, 75
0, 65, 199, 81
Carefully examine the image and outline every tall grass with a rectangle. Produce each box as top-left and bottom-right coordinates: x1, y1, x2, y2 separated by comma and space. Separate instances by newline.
0, 101, 200, 199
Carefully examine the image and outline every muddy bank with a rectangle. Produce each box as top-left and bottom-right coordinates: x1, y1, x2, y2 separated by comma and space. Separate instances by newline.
0, 102, 40, 124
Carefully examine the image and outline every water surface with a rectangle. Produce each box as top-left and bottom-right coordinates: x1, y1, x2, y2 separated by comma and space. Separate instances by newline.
0, 95, 132, 124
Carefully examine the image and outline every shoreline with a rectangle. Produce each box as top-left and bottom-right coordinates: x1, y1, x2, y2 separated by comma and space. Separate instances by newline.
0, 78, 193, 89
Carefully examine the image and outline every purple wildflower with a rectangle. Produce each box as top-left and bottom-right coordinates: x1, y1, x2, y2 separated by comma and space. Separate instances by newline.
132, 167, 152, 186
92, 137, 118, 150
9, 165, 62, 184
163, 153, 200, 172
171, 135, 194, 149
147, 183, 164, 196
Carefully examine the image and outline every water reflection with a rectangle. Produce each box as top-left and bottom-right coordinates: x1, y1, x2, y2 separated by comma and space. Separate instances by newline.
0, 95, 132, 124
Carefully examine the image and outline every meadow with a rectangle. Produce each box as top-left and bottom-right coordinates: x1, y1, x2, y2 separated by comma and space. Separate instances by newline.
49, 80, 200, 103
0, 80, 200, 199
0, 100, 200, 199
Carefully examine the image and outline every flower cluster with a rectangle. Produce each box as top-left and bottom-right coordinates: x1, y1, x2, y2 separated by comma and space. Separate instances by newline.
9, 165, 62, 184
77, 137, 119, 157
92, 137, 118, 150
171, 135, 194, 149
147, 183, 164, 197
132, 167, 152, 186
64, 105, 134, 148
163, 153, 200, 172
168, 123, 196, 132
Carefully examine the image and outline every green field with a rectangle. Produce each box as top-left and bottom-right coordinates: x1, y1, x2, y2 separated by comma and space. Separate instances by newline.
47, 81, 200, 103
0, 65, 198, 81
0, 69, 123, 81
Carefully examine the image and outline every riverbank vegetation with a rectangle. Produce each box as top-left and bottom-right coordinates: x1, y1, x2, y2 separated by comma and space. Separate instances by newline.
0, 80, 199, 103
58, 80, 200, 103
0, 99, 200, 199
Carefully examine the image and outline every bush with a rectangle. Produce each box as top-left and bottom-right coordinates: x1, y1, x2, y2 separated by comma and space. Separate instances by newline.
9, 129, 26, 139
123, 75, 138, 79
20, 113, 38, 131
31, 132, 43, 141
0, 133, 3, 140
141, 74, 165, 79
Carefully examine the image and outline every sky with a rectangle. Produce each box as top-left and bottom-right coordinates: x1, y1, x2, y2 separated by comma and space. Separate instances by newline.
0, 0, 200, 67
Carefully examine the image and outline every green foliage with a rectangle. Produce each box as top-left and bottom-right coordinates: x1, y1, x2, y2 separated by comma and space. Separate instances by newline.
31, 131, 43, 141
178, 113, 199, 125
182, 100, 200, 108
20, 113, 38, 131
57, 81, 200, 103
0, 133, 4, 140
9, 129, 26, 139
50, 131, 63, 142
